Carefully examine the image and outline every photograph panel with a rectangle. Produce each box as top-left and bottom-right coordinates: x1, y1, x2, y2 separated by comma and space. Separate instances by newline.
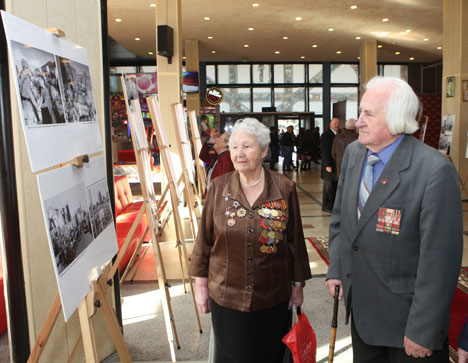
86, 180, 113, 239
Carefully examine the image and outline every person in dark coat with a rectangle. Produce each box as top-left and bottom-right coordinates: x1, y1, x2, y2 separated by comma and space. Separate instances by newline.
459, 317, 468, 363
281, 126, 295, 171
320, 118, 340, 212
269, 126, 279, 170
331, 118, 358, 177
312, 126, 321, 164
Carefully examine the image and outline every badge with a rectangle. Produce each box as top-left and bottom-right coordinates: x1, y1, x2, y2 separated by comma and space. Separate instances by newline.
227, 218, 236, 227
237, 208, 247, 218
233, 201, 240, 208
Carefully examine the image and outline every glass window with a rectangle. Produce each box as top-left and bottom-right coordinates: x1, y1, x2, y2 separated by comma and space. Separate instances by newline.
218, 64, 251, 84
308, 87, 323, 114
331, 64, 359, 83
308, 64, 323, 83
274, 64, 305, 84
314, 117, 323, 133
220, 88, 251, 112
330, 87, 359, 120
383, 65, 408, 81
253, 88, 272, 112
206, 65, 216, 84
253, 64, 271, 84
274, 87, 306, 112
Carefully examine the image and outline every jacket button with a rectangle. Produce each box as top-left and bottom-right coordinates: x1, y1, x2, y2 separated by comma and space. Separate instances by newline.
249, 213, 254, 218
347, 273, 352, 278
247, 243, 252, 248
248, 228, 254, 234
247, 286, 252, 291
352, 246, 359, 251
247, 271, 252, 276
247, 257, 253, 263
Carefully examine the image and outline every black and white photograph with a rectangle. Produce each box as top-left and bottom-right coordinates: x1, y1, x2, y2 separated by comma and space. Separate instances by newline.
10, 40, 66, 126
87, 180, 113, 239
44, 182, 93, 275
57, 56, 97, 122
439, 115, 455, 155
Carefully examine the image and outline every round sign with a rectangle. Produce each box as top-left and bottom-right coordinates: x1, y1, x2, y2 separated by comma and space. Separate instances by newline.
206, 87, 224, 105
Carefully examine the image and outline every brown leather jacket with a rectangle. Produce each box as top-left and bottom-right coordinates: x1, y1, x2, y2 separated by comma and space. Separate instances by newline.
189, 169, 312, 312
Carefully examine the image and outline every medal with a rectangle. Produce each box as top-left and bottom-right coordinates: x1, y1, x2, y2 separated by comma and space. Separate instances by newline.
264, 208, 271, 216
272, 245, 277, 253
237, 208, 247, 217
227, 218, 236, 227
260, 245, 268, 253
233, 201, 240, 208
271, 209, 278, 217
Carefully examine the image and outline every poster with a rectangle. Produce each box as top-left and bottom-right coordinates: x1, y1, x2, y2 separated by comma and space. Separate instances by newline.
1, 11, 102, 172
37, 156, 118, 321
439, 115, 455, 155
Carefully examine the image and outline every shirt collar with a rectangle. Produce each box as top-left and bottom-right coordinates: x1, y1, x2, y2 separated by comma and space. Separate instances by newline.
367, 134, 404, 165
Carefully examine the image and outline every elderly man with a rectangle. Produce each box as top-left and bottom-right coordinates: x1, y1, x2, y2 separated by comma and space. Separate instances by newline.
326, 77, 462, 362
320, 117, 340, 212
331, 118, 358, 177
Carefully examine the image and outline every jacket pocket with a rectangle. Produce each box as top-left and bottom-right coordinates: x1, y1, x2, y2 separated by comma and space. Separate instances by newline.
388, 277, 416, 294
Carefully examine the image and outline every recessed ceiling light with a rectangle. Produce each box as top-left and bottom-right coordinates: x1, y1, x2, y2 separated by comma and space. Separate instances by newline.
357, 56, 361, 60
423, 38, 429, 41
275, 51, 280, 54
409, 57, 415, 60
204, 17, 211, 21
377, 44, 383, 48
148, 51, 154, 55
283, 36, 288, 40
437, 46, 442, 50
211, 50, 216, 53
350, 5, 357, 9
183, 56, 186, 60
248, 28, 254, 31
115, 18, 122, 22
300, 56, 305, 59
149, 3, 156, 7
395, 51, 400, 55
405, 29, 411, 33
243, 44, 249, 48
208, 36, 213, 39
135, 37, 141, 41
328, 28, 334, 32
296, 17, 302, 21
312, 44, 318, 48
382, 18, 389, 22
355, 36, 361, 40
252, 3, 259, 7
336, 50, 342, 54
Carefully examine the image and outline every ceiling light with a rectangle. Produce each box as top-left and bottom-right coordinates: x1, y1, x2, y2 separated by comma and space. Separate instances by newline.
211, 50, 216, 54
135, 37, 141, 41
355, 36, 361, 40
357, 56, 361, 60
437, 46, 442, 50
248, 27, 254, 31
275, 51, 280, 54
312, 44, 318, 48
243, 44, 249, 47
148, 51, 154, 55
405, 29, 411, 33
183, 56, 186, 60
395, 51, 400, 55
149, 3, 156, 7
336, 50, 342, 54
208, 36, 213, 39
115, 18, 122, 22
283, 36, 288, 40
252, 3, 259, 7
377, 44, 383, 48
350, 5, 357, 9
328, 28, 334, 32
300, 56, 305, 59
423, 38, 429, 41
409, 57, 415, 60
204, 17, 211, 21
382, 18, 389, 22
295, 17, 302, 21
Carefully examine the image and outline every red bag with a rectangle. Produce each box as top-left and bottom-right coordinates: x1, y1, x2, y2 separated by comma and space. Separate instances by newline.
282, 306, 317, 363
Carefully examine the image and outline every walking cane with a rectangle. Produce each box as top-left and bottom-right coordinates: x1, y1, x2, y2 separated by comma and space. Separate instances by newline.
328, 285, 340, 363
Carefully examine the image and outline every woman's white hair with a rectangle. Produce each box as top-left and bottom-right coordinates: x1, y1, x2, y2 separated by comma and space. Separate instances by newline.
365, 76, 420, 135
229, 118, 271, 150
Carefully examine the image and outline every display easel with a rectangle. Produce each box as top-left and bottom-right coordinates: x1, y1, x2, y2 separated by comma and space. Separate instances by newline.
188, 110, 207, 201
171, 103, 201, 240
446, 155, 468, 196
146, 96, 202, 333
27, 156, 131, 363
420, 115, 429, 143
120, 78, 181, 361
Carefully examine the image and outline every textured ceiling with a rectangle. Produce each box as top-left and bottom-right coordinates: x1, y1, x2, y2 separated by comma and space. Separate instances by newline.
108, 0, 443, 63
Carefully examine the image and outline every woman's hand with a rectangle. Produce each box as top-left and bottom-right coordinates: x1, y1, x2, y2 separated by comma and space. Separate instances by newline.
288, 286, 304, 309
195, 277, 211, 314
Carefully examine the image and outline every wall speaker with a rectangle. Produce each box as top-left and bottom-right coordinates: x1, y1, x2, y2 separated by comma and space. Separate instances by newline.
157, 25, 173, 63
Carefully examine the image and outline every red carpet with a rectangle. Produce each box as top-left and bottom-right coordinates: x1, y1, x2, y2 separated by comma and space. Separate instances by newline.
307, 237, 468, 362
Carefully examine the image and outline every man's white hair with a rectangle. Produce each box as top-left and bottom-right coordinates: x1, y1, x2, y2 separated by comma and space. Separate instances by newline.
365, 76, 420, 135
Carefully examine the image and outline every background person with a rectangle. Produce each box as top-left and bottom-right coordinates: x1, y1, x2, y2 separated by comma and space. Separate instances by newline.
320, 118, 340, 212
331, 118, 358, 177
281, 125, 295, 171
326, 76, 463, 362
189, 118, 311, 363
459, 317, 468, 363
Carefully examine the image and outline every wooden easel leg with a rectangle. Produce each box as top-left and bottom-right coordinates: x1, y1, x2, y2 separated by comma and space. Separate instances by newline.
129, 243, 152, 282
27, 293, 62, 363
177, 244, 187, 293
96, 279, 132, 362
77, 298, 99, 362
120, 227, 149, 284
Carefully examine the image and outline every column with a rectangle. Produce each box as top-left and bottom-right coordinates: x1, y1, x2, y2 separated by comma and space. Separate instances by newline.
185, 39, 200, 115
359, 40, 377, 94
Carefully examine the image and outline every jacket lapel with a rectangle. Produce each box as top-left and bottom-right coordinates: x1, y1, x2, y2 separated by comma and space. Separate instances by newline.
352, 135, 412, 240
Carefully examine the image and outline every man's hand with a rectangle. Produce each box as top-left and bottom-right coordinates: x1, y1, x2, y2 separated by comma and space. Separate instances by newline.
288, 286, 304, 309
195, 277, 210, 314
325, 279, 343, 301
404, 336, 433, 358
326, 166, 332, 173
458, 346, 468, 363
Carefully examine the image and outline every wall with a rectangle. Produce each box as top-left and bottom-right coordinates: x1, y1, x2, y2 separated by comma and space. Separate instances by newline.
4, 0, 115, 361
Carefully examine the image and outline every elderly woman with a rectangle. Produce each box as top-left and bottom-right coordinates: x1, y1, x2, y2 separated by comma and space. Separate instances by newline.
189, 118, 311, 363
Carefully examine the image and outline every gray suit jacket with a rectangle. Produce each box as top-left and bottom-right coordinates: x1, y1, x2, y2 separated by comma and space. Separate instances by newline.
326, 135, 463, 349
